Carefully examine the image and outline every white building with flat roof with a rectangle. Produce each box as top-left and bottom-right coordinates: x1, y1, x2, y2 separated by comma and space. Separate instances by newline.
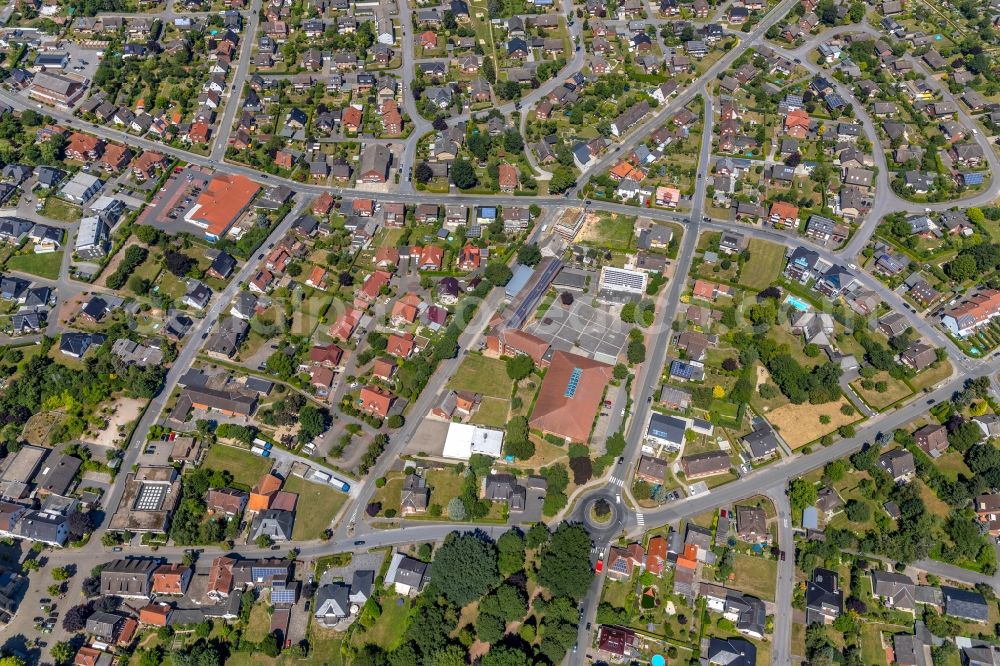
442, 422, 505, 460
599, 265, 648, 296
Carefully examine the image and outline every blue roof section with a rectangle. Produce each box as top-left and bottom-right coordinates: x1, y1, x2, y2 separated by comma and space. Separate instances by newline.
961, 172, 986, 185
505, 264, 535, 299
802, 506, 819, 530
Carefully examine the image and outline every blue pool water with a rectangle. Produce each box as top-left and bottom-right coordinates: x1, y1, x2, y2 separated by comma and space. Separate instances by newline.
652, 656, 666, 666
784, 295, 810, 312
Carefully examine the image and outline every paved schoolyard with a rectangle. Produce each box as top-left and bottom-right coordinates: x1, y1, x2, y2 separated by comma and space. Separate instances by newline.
529, 299, 629, 363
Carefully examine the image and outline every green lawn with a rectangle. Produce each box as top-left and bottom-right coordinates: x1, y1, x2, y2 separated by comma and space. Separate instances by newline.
202, 445, 273, 489
740, 239, 784, 290
41, 197, 80, 222
6, 251, 63, 280
447, 354, 514, 398
469, 396, 510, 428
156, 271, 188, 299
859, 623, 888, 666
581, 211, 636, 251
281, 474, 348, 540
350, 593, 412, 651
933, 450, 972, 482
730, 554, 777, 601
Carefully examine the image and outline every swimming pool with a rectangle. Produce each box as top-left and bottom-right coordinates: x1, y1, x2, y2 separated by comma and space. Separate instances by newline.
652, 656, 666, 666
784, 294, 810, 312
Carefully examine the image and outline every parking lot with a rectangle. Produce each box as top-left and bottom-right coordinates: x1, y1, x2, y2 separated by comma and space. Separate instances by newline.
135, 165, 212, 235
529, 300, 629, 364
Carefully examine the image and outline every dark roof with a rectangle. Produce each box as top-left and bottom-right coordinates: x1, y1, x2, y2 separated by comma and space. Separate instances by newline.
942, 586, 989, 621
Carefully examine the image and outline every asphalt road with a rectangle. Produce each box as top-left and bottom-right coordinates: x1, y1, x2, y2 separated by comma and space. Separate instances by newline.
208, 0, 263, 162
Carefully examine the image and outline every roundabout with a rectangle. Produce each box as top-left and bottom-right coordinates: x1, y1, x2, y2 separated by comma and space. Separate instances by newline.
574, 489, 629, 544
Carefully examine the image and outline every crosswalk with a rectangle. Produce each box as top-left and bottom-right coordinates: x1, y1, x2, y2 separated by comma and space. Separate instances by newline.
608, 476, 625, 487
636, 512, 645, 527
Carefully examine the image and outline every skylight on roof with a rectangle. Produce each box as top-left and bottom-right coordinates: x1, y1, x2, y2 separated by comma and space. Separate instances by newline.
564, 367, 582, 398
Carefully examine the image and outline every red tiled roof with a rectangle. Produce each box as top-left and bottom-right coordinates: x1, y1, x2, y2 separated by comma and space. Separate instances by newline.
528, 350, 613, 442
189, 174, 260, 238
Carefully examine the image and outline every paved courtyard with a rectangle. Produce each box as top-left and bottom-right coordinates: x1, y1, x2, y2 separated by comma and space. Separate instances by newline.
529, 300, 629, 364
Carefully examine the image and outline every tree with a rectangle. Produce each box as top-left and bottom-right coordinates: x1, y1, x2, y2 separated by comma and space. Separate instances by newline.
506, 354, 533, 381
549, 166, 577, 193
255, 534, 272, 549
517, 243, 542, 266
62, 603, 92, 632
538, 523, 594, 600
475, 612, 505, 643
484, 262, 513, 286
569, 456, 593, 484
447, 497, 466, 520
451, 159, 477, 189
297, 404, 329, 443
497, 530, 526, 576
265, 350, 296, 378
613, 363, 629, 380
481, 584, 528, 622
845, 499, 871, 522
164, 251, 196, 277
526, 523, 550, 548
627, 338, 646, 364
51, 642, 73, 665
414, 161, 433, 184
431, 532, 499, 605
788, 478, 818, 514
948, 254, 978, 281
482, 642, 532, 665
128, 274, 151, 295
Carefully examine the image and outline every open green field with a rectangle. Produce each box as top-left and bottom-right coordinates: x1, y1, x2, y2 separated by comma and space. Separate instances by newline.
282, 474, 348, 540
740, 239, 784, 290
7, 251, 63, 280
202, 445, 273, 488
731, 554, 777, 601
578, 211, 636, 251
41, 197, 80, 222
447, 354, 514, 398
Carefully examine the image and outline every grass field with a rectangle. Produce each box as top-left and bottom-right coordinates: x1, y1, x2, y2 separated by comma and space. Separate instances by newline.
202, 445, 273, 488
740, 239, 785, 290
228, 622, 344, 666
731, 554, 777, 601
469, 396, 510, 428
247, 602, 272, 638
765, 396, 860, 448
448, 354, 513, 398
577, 211, 636, 251
350, 594, 412, 651
910, 360, 954, 391
933, 450, 972, 481
7, 251, 63, 280
41, 197, 80, 222
282, 474, 348, 540
859, 623, 889, 666
850, 371, 913, 410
